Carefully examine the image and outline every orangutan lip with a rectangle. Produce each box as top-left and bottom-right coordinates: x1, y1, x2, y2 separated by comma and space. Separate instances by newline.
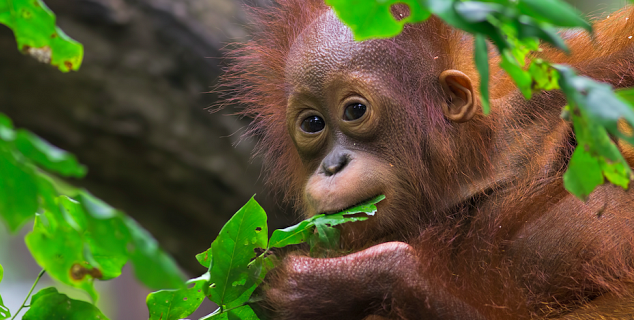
319, 194, 382, 215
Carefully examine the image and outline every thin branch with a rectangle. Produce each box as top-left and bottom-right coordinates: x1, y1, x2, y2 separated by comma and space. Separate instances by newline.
10, 269, 45, 320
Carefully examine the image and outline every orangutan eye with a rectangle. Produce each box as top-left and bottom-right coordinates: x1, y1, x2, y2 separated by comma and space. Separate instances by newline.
343, 103, 367, 121
300, 115, 325, 133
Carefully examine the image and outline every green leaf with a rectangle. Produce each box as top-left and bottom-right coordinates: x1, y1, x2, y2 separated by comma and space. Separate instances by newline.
599, 157, 630, 188
513, 17, 569, 53
196, 248, 212, 269
0, 296, 8, 320
79, 191, 118, 219
269, 195, 383, 249
35, 172, 63, 216
147, 274, 209, 320
453, 1, 504, 24
430, 0, 507, 50
0, 0, 83, 72
517, 0, 591, 31
23, 287, 109, 320
557, 66, 634, 147
0, 113, 15, 141
268, 219, 314, 249
25, 202, 99, 301
309, 195, 383, 252
555, 66, 634, 198
563, 147, 604, 199
528, 59, 559, 91
500, 49, 532, 99
246, 254, 275, 286
202, 305, 259, 320
14, 129, 86, 177
125, 216, 186, 290
325, 0, 431, 41
616, 87, 634, 104
0, 143, 38, 232
474, 34, 490, 114
0, 264, 9, 320
207, 197, 268, 309
311, 222, 341, 252
25, 194, 131, 300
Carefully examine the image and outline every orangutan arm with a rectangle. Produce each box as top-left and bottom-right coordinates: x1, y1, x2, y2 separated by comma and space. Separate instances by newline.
264, 242, 486, 320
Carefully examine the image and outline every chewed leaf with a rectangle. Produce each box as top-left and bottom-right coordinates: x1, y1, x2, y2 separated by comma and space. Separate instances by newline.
207, 197, 268, 308
326, 0, 430, 41
268, 219, 314, 249
25, 195, 132, 301
0, 0, 83, 72
338, 194, 384, 215
269, 195, 384, 249
147, 274, 209, 320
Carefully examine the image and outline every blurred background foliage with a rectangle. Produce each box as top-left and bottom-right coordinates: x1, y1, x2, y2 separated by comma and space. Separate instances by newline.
0, 0, 627, 319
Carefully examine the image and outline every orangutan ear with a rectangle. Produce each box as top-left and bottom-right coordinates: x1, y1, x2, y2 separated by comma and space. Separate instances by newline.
439, 70, 477, 123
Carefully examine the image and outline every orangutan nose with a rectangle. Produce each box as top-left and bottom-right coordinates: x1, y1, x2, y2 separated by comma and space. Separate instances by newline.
321, 148, 350, 176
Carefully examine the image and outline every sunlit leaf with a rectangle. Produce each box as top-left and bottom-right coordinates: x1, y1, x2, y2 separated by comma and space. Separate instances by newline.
147, 274, 209, 320
25, 201, 100, 301
325, 0, 431, 41
500, 50, 532, 99
513, 17, 568, 52
22, 287, 108, 320
528, 59, 559, 91
14, 130, 86, 177
0, 0, 83, 72
25, 194, 131, 300
207, 197, 268, 309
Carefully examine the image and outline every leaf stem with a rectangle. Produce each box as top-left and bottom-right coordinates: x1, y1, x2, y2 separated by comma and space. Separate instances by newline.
11, 269, 45, 320
199, 304, 247, 320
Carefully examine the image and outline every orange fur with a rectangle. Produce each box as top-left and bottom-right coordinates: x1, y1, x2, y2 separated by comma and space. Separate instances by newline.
219, 2, 634, 319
